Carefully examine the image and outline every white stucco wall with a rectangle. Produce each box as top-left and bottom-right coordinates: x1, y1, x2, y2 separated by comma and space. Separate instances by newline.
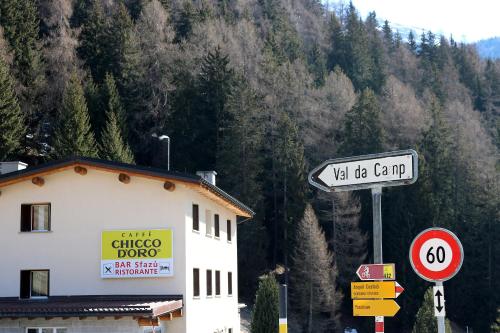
184, 194, 240, 333
0, 168, 187, 297
0, 167, 242, 333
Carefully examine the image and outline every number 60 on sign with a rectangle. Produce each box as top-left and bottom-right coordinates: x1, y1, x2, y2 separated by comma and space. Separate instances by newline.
409, 228, 464, 282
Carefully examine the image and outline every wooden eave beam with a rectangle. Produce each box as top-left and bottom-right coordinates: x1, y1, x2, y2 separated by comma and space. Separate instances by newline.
74, 166, 87, 175
118, 173, 130, 184
137, 317, 158, 326
163, 181, 175, 191
32, 177, 44, 187
158, 309, 183, 321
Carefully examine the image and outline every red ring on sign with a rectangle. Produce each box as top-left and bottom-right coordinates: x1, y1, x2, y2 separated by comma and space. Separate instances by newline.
410, 228, 463, 281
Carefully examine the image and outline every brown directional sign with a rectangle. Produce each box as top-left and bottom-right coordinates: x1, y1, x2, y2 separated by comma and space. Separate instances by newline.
356, 263, 395, 281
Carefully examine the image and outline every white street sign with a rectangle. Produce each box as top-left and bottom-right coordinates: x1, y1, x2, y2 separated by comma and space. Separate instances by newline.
308, 150, 418, 192
433, 286, 446, 317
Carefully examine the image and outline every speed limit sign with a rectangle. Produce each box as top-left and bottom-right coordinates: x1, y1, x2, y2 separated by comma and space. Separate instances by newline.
409, 228, 464, 282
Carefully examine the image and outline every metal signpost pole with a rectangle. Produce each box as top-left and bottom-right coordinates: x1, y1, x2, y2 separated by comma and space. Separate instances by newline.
372, 186, 384, 333
279, 284, 288, 333
436, 281, 445, 333
372, 186, 383, 264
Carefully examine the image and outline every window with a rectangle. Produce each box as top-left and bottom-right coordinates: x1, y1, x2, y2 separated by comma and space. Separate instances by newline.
206, 270, 213, 296
20, 270, 49, 299
228, 272, 233, 296
193, 268, 200, 297
205, 210, 212, 236
26, 329, 67, 333
21, 204, 50, 232
192, 204, 199, 231
214, 214, 220, 238
215, 270, 221, 296
227, 219, 232, 242
228, 329, 233, 333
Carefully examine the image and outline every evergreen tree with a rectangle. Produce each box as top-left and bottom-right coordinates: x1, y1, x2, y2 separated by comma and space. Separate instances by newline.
326, 12, 344, 71
174, 1, 198, 42
77, 0, 107, 82
79, 1, 137, 85
251, 274, 279, 333
418, 99, 454, 228
52, 73, 98, 158
341, 88, 385, 156
102, 73, 127, 138
412, 287, 452, 333
407, 30, 417, 53
195, 46, 235, 169
0, 58, 25, 160
0, 0, 44, 157
342, 2, 373, 91
308, 43, 326, 86
382, 20, 393, 50
108, 2, 137, 86
84, 77, 105, 136
99, 108, 135, 164
0, 0, 43, 86
393, 30, 402, 49
290, 204, 342, 332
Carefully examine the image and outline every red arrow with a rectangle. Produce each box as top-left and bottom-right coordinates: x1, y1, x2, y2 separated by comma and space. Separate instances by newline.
395, 282, 404, 298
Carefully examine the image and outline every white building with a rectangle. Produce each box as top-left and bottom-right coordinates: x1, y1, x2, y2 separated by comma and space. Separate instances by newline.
0, 157, 254, 333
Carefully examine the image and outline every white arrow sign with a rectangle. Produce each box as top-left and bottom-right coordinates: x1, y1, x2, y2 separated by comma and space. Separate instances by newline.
318, 155, 413, 187
308, 150, 418, 192
433, 285, 446, 317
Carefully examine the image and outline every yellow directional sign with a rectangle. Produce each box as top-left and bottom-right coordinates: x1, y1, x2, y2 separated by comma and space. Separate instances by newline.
351, 281, 399, 299
353, 299, 400, 317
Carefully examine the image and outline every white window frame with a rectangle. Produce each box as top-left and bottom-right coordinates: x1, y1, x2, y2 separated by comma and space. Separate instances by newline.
26, 328, 67, 333
205, 209, 212, 236
31, 204, 50, 231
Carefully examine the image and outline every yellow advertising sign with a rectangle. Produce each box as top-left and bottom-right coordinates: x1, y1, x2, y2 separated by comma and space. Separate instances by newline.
351, 281, 397, 299
101, 229, 173, 278
102, 229, 172, 260
353, 299, 400, 317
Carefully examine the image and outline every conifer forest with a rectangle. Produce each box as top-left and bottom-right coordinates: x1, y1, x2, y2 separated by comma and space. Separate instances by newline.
0, 0, 499, 331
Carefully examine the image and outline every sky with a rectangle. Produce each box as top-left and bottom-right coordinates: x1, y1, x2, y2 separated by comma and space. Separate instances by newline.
345, 0, 500, 42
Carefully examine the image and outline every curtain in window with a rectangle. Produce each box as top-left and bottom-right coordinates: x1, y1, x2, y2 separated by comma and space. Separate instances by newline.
32, 205, 49, 231
31, 271, 48, 296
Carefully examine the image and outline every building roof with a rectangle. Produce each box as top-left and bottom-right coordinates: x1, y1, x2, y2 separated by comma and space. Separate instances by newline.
0, 157, 254, 218
0, 295, 182, 319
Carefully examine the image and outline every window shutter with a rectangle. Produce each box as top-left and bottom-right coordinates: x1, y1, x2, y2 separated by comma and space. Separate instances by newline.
206, 270, 212, 296
193, 268, 200, 297
214, 214, 220, 238
215, 270, 220, 295
20, 270, 31, 298
192, 204, 199, 231
20, 205, 32, 232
